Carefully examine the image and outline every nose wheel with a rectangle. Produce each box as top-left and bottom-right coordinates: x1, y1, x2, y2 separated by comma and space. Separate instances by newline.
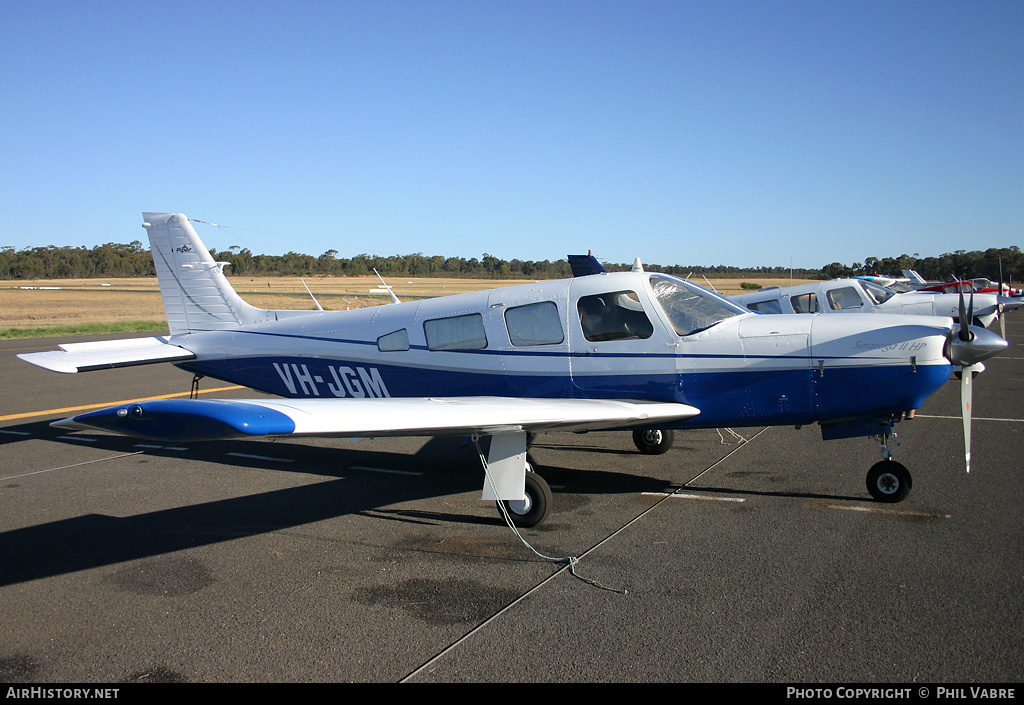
865, 433, 912, 503
866, 459, 912, 503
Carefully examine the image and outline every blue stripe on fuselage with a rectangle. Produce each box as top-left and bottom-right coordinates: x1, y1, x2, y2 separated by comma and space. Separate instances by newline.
178, 354, 951, 432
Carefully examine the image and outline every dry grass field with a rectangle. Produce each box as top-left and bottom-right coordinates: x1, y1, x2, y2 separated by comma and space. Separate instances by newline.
0, 274, 815, 336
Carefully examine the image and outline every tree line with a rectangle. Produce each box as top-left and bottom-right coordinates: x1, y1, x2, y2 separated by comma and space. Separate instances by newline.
1, 240, 1020, 284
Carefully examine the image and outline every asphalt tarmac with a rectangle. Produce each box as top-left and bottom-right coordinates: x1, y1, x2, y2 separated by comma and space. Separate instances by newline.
1, 321, 1022, 684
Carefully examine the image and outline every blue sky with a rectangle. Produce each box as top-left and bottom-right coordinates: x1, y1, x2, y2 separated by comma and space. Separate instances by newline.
2, 1, 1021, 270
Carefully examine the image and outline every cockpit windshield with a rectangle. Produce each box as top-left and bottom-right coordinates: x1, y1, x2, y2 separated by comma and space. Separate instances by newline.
649, 274, 748, 336
860, 280, 897, 305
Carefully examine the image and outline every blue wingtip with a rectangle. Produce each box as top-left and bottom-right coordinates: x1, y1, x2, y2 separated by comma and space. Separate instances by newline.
60, 399, 296, 441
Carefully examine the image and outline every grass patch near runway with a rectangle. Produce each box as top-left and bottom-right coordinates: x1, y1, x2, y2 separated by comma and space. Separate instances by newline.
0, 320, 167, 340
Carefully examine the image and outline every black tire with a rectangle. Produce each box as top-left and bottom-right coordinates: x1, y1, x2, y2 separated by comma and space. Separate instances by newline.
497, 469, 552, 528
866, 460, 912, 503
632, 428, 674, 455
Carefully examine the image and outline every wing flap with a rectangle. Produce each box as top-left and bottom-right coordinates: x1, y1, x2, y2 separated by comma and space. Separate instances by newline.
18, 336, 195, 373
52, 396, 700, 442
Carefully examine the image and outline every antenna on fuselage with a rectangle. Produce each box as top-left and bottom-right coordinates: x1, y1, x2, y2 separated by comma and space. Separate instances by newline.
300, 279, 324, 311
373, 268, 401, 304
632, 257, 644, 272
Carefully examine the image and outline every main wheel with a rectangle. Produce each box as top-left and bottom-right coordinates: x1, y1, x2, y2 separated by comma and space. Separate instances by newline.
633, 428, 674, 455
866, 460, 912, 503
497, 468, 552, 528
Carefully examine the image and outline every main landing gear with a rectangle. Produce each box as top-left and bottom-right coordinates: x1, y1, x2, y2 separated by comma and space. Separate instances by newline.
866, 433, 912, 503
496, 460, 553, 528
632, 428, 674, 455
495, 427, 672, 526
474, 433, 555, 528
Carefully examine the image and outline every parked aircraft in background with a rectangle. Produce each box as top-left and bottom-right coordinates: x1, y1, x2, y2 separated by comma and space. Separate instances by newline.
730, 278, 1021, 335
901, 269, 1021, 296
18, 214, 1010, 524
913, 278, 1021, 297
854, 274, 910, 288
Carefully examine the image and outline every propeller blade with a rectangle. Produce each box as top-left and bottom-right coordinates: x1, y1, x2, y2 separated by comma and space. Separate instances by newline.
961, 363, 973, 473
998, 259, 1007, 338
958, 288, 972, 341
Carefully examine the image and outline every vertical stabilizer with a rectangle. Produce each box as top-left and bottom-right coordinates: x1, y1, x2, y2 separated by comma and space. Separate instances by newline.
903, 270, 927, 285
143, 212, 267, 335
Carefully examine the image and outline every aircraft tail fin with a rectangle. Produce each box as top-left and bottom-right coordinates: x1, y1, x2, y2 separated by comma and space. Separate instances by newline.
902, 269, 927, 285
143, 213, 268, 335
568, 253, 607, 277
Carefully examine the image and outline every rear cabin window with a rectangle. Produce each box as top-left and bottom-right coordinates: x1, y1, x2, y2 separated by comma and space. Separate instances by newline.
377, 329, 409, 352
747, 299, 783, 314
577, 291, 653, 342
424, 313, 488, 351
505, 301, 564, 346
826, 287, 864, 310
790, 293, 820, 313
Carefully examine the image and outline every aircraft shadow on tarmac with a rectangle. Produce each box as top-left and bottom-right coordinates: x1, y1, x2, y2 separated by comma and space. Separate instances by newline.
0, 424, 650, 586
0, 421, 871, 587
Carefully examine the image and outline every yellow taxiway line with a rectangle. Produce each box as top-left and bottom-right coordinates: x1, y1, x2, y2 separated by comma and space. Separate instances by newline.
0, 386, 244, 422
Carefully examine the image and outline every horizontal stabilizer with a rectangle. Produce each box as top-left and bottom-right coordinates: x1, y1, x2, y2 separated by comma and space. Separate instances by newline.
18, 336, 195, 374
52, 396, 699, 442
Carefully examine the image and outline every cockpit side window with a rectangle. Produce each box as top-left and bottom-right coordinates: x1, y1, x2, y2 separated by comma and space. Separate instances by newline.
649, 274, 746, 336
825, 286, 864, 310
577, 291, 653, 342
790, 293, 820, 313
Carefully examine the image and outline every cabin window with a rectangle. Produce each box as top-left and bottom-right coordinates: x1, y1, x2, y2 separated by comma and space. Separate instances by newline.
649, 274, 746, 336
377, 329, 409, 352
825, 287, 864, 310
747, 299, 783, 314
424, 313, 488, 351
790, 293, 820, 313
505, 301, 564, 346
577, 291, 654, 342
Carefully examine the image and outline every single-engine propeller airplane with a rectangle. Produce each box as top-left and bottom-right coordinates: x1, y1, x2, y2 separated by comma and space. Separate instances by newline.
730, 277, 1021, 338
18, 213, 1010, 526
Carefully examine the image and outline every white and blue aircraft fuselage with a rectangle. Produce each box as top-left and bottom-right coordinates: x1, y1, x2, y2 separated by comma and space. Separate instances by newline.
19, 213, 1008, 526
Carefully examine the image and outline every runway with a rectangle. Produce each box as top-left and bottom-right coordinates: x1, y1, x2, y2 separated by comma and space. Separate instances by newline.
2, 325, 1022, 683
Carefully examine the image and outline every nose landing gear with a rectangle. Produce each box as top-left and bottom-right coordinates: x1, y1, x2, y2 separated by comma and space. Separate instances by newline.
866, 433, 912, 503
866, 459, 912, 503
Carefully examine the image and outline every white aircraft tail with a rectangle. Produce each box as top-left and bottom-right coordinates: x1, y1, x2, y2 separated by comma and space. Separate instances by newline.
902, 269, 927, 285
143, 212, 268, 335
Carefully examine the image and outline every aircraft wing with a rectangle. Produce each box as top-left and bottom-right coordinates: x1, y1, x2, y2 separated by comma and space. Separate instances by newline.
17, 337, 195, 373
51, 396, 699, 442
